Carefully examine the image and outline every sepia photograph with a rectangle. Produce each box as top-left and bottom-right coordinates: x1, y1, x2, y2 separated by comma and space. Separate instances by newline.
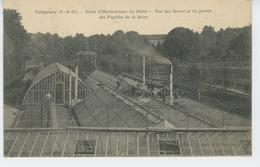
2, 0, 254, 161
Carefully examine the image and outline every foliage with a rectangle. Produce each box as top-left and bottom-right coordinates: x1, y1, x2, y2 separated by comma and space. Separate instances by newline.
163, 25, 251, 62
229, 26, 252, 58
164, 27, 200, 61
200, 26, 216, 57
4, 9, 30, 86
4, 8, 252, 106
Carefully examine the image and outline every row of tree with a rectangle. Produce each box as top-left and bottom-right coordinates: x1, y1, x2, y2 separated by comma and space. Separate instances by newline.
4, 9, 251, 105
4, 9, 251, 79
4, 9, 29, 87
161, 25, 251, 62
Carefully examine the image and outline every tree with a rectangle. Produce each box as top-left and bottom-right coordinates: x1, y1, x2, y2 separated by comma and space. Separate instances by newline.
74, 33, 89, 51
229, 25, 252, 58
63, 36, 77, 59
200, 26, 216, 57
186, 64, 201, 91
4, 9, 29, 86
164, 27, 200, 62
88, 34, 109, 55
109, 30, 127, 55
213, 27, 239, 59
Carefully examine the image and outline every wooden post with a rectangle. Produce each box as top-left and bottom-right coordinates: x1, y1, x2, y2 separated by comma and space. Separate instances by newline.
226, 133, 236, 156
52, 74, 54, 103
32, 86, 34, 104
187, 134, 193, 156
49, 75, 51, 94
5, 132, 10, 140
45, 100, 48, 127
217, 134, 225, 155
137, 133, 139, 157
147, 133, 150, 157
157, 133, 160, 156
63, 82, 65, 103
116, 132, 119, 157
126, 133, 128, 157
18, 132, 30, 157
236, 132, 247, 155
94, 132, 99, 157
105, 132, 109, 157
207, 133, 214, 156
61, 131, 70, 157
37, 83, 39, 103
245, 132, 251, 140
29, 132, 40, 157
72, 131, 79, 157
40, 132, 50, 157
7, 132, 20, 157
51, 131, 60, 157
54, 73, 56, 103
177, 133, 182, 156
197, 133, 204, 156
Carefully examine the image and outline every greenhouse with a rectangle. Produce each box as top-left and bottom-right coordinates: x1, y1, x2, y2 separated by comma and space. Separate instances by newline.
22, 62, 92, 105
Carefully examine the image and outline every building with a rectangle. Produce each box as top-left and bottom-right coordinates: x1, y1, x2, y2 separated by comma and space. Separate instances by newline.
22, 62, 92, 105
75, 51, 98, 73
4, 63, 251, 157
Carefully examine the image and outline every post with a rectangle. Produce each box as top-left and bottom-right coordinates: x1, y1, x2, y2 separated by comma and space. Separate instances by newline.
227, 111, 229, 131
93, 57, 95, 69
170, 64, 173, 105
69, 69, 72, 107
143, 55, 145, 84
94, 57, 96, 69
186, 111, 188, 132
75, 61, 78, 101
223, 110, 224, 126
45, 102, 48, 127
137, 133, 139, 157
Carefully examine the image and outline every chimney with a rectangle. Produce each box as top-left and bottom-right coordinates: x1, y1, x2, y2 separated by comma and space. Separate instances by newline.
75, 61, 78, 101
69, 68, 72, 107
143, 55, 145, 84
170, 64, 173, 105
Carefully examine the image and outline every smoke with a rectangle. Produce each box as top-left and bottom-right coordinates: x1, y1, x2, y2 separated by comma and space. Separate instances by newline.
128, 43, 172, 65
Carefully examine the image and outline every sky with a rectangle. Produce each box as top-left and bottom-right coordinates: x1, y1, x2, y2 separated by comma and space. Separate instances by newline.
4, 0, 252, 37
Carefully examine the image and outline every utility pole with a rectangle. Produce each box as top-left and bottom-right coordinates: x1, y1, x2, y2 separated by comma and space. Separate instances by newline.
143, 55, 145, 84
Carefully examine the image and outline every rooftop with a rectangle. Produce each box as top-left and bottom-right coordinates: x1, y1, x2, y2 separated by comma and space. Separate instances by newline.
4, 127, 251, 157
76, 51, 98, 57
73, 87, 159, 128
28, 62, 77, 91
